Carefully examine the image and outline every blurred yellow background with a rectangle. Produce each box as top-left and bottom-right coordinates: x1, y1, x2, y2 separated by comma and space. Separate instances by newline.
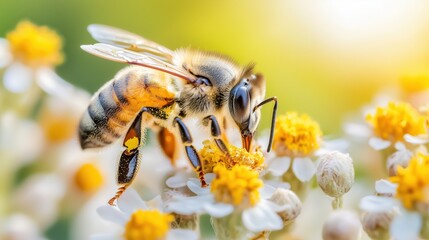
2, 0, 429, 133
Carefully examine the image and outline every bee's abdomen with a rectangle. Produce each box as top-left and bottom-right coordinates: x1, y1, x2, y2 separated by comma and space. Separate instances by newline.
79, 81, 132, 149
78, 68, 177, 149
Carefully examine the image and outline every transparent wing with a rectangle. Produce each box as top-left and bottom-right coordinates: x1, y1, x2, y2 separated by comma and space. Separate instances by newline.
81, 43, 196, 82
87, 24, 174, 59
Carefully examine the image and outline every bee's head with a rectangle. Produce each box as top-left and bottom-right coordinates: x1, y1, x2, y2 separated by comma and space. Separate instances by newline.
229, 73, 266, 151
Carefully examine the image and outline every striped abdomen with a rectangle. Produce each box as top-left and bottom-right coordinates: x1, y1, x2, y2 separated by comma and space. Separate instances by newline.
79, 66, 177, 149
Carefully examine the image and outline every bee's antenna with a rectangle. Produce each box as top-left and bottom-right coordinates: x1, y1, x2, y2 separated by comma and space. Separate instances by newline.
253, 96, 278, 152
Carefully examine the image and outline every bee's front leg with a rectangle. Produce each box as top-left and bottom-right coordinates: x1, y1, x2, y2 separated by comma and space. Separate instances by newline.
202, 115, 231, 159
173, 117, 208, 187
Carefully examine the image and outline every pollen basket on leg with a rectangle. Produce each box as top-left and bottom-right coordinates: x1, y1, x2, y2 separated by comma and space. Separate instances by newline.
125, 137, 139, 152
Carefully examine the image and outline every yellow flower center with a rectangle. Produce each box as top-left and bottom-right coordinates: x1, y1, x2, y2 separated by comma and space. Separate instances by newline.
124, 209, 174, 240
199, 140, 264, 173
38, 103, 79, 143
400, 73, 429, 93
74, 163, 104, 193
6, 21, 63, 67
211, 165, 263, 207
366, 102, 427, 142
273, 112, 322, 156
390, 153, 429, 210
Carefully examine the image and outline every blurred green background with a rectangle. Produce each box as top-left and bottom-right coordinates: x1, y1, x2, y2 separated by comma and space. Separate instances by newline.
2, 0, 429, 133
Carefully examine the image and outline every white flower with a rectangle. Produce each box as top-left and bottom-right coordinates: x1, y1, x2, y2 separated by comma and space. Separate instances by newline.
93, 188, 197, 240
0, 21, 65, 94
350, 101, 429, 151
360, 180, 422, 240
266, 139, 349, 182
165, 174, 287, 232
0, 213, 46, 240
12, 174, 66, 228
0, 112, 45, 166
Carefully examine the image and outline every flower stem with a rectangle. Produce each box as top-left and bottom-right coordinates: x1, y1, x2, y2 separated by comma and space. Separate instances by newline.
421, 215, 429, 239
211, 212, 249, 240
332, 197, 343, 209
172, 213, 199, 232
282, 168, 308, 200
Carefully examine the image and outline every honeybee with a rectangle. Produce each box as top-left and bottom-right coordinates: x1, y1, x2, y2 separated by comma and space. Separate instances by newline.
79, 24, 277, 205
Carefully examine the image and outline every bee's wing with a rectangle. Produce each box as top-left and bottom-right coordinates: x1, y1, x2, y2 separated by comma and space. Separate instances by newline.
87, 24, 174, 59
81, 43, 196, 82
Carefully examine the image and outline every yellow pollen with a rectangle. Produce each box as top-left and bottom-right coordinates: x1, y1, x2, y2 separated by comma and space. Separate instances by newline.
389, 153, 429, 210
400, 73, 429, 93
124, 209, 173, 240
366, 102, 427, 142
210, 165, 263, 207
199, 140, 264, 173
6, 21, 63, 67
74, 163, 104, 193
273, 112, 322, 156
125, 137, 139, 152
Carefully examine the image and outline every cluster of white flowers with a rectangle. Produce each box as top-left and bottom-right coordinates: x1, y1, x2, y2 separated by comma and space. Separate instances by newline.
6, 19, 429, 240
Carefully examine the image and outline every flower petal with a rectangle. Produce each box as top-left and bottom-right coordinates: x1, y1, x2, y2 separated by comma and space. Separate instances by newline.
166, 229, 198, 240
404, 134, 429, 145
3, 63, 33, 93
242, 202, 283, 232
259, 184, 277, 199
390, 211, 422, 240
188, 173, 215, 185
96, 206, 127, 225
165, 195, 212, 215
205, 173, 216, 183
292, 157, 316, 182
263, 199, 289, 212
267, 156, 291, 176
204, 202, 234, 218
359, 196, 397, 213
147, 195, 163, 210
0, 38, 11, 68
375, 179, 397, 195
166, 172, 189, 188
394, 142, 406, 151
187, 180, 210, 196
263, 180, 291, 190
117, 188, 147, 215
369, 137, 391, 150
36, 68, 75, 97
315, 138, 349, 156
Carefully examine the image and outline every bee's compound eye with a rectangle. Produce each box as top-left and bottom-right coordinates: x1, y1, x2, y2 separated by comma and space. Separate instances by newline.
229, 81, 251, 126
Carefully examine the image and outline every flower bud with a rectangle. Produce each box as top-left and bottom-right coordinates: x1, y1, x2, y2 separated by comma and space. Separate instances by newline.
322, 210, 361, 240
269, 188, 302, 225
316, 151, 354, 198
361, 211, 395, 240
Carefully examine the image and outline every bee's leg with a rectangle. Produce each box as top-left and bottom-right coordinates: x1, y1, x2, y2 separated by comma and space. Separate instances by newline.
109, 108, 148, 206
221, 116, 230, 144
253, 96, 278, 152
202, 115, 231, 159
158, 127, 178, 167
173, 117, 207, 187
